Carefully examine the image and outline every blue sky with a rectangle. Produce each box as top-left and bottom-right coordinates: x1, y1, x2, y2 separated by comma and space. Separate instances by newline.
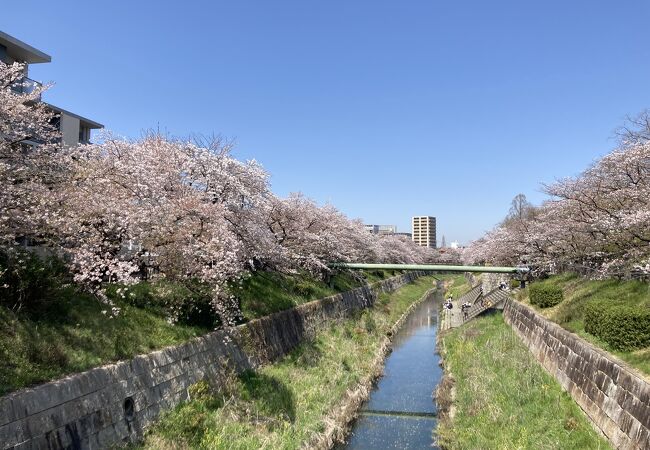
3, 1, 650, 243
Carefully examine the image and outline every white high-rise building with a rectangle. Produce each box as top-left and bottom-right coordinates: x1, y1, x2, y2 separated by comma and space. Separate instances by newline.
411, 216, 437, 248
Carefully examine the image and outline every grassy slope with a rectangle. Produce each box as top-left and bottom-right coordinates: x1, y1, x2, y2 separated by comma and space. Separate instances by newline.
236, 269, 398, 320
0, 269, 396, 396
445, 274, 473, 299
139, 276, 436, 450
519, 274, 650, 376
0, 288, 205, 397
438, 312, 611, 450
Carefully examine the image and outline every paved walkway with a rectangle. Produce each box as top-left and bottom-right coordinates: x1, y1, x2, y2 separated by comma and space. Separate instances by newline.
440, 299, 464, 331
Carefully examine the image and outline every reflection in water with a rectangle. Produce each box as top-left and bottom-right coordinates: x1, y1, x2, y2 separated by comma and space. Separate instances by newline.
339, 288, 443, 450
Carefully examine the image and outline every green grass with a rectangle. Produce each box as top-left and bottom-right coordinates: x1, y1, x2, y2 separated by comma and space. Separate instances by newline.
0, 288, 206, 396
0, 266, 405, 396
446, 274, 472, 299
235, 269, 386, 320
138, 276, 436, 450
519, 274, 650, 375
437, 312, 611, 450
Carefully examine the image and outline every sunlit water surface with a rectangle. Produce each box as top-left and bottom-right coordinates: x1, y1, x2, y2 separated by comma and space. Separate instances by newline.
337, 288, 443, 450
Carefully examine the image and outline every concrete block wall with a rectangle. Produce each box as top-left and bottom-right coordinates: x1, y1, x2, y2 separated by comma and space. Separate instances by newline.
481, 273, 510, 293
0, 271, 425, 450
503, 299, 650, 450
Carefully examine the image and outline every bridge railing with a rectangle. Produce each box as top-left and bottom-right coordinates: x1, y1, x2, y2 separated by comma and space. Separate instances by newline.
462, 288, 511, 323
330, 262, 529, 274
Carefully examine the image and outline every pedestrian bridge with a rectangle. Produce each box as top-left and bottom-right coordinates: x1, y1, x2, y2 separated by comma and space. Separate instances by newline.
331, 263, 529, 274
332, 262, 521, 329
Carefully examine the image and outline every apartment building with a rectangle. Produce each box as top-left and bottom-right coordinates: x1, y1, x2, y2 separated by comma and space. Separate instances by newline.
0, 31, 102, 146
364, 224, 397, 235
411, 216, 437, 248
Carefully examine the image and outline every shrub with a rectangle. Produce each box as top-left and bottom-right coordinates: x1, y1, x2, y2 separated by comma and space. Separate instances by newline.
529, 284, 564, 308
510, 279, 521, 289
584, 301, 650, 351
0, 249, 71, 315
106, 280, 219, 328
105, 283, 155, 309
154, 281, 220, 328
188, 379, 214, 401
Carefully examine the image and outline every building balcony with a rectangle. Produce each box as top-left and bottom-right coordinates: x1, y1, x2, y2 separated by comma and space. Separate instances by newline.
10, 77, 42, 99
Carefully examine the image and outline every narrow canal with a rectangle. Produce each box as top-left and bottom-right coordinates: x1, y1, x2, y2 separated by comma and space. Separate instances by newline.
338, 288, 443, 449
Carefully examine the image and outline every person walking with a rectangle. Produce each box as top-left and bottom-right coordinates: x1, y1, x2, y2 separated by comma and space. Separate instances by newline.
461, 301, 471, 321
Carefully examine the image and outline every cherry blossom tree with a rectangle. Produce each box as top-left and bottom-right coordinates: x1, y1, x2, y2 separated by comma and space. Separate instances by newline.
0, 62, 61, 247
183, 136, 279, 270
52, 135, 247, 322
374, 234, 424, 264
543, 141, 650, 276
465, 131, 650, 279
37, 128, 439, 320
3, 59, 487, 321
265, 193, 377, 273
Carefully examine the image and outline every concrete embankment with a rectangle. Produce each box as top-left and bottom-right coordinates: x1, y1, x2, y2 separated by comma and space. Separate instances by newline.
465, 273, 649, 448
0, 271, 426, 450
435, 274, 613, 448
504, 299, 650, 449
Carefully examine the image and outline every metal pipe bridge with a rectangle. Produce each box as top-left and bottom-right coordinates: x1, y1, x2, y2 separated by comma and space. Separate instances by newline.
330, 263, 529, 274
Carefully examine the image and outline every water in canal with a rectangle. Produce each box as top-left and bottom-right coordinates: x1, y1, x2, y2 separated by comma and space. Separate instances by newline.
338, 288, 443, 450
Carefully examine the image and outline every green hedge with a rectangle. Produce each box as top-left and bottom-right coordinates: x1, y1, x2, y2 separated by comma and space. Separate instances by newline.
529, 284, 564, 308
584, 301, 650, 351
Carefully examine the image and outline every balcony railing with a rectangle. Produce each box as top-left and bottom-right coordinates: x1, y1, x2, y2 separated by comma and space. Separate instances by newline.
9, 77, 42, 99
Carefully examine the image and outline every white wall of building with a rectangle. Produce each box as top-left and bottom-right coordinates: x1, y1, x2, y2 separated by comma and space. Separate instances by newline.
59, 113, 80, 147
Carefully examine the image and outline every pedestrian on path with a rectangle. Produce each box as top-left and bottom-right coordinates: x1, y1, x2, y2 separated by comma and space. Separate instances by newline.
461, 301, 471, 321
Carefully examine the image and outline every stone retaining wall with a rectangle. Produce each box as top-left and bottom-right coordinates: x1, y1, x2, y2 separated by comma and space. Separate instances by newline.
0, 271, 425, 450
481, 272, 510, 293
503, 299, 650, 450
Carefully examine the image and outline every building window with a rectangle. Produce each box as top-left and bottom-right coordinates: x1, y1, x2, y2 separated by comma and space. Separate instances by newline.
49, 114, 61, 131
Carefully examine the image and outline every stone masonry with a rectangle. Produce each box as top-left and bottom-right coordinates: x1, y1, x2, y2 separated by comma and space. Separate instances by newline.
0, 271, 426, 450
503, 299, 650, 450
481, 272, 511, 293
